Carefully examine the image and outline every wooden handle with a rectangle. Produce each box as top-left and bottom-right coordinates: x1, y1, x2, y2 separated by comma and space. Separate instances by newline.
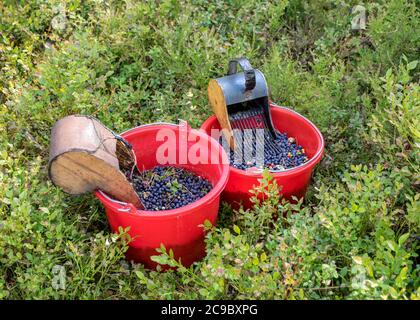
49, 151, 142, 208
208, 79, 235, 149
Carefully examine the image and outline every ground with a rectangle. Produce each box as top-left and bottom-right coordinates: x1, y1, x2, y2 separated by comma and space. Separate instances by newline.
0, 0, 419, 299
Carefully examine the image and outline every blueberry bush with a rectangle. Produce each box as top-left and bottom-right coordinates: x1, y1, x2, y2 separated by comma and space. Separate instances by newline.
0, 0, 419, 299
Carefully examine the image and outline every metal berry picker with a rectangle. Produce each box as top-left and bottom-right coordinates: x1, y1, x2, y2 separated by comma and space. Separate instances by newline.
202, 58, 324, 209
207, 57, 308, 172
208, 57, 277, 149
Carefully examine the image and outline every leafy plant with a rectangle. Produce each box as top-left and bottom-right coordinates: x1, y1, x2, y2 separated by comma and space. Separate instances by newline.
0, 0, 419, 300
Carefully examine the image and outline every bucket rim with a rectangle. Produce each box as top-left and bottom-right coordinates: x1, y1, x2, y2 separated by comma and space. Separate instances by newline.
200, 103, 325, 177
95, 123, 230, 217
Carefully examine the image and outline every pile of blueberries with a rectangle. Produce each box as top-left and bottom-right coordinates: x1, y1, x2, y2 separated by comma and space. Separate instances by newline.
130, 166, 213, 211
222, 131, 308, 171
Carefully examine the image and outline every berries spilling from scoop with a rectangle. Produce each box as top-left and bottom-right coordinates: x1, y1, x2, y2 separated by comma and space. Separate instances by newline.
222, 131, 309, 171
129, 166, 213, 211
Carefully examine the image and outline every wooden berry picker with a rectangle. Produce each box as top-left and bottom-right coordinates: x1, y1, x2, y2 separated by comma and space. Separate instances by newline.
204, 57, 325, 209
48, 117, 230, 268
48, 115, 143, 208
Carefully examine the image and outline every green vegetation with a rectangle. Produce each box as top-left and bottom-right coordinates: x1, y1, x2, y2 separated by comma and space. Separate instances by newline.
0, 0, 419, 299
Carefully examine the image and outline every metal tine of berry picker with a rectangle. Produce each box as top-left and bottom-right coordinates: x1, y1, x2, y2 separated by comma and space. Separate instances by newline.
248, 108, 289, 171
235, 112, 259, 163
245, 116, 265, 163
236, 110, 260, 156
250, 113, 269, 156
231, 115, 249, 149
248, 109, 278, 155
241, 113, 259, 154
234, 115, 255, 159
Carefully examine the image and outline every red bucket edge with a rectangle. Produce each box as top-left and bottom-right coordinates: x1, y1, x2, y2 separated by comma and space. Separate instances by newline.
199, 103, 325, 178
95, 124, 230, 219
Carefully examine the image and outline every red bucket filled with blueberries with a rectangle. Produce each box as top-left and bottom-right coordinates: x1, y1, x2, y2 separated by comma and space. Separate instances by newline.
95, 122, 230, 269
203, 58, 324, 210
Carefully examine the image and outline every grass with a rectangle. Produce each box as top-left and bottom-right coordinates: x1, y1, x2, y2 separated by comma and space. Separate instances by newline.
0, 0, 419, 299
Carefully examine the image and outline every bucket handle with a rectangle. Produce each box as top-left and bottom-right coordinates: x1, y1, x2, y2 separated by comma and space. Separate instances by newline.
227, 57, 256, 91
117, 203, 137, 214
98, 190, 138, 214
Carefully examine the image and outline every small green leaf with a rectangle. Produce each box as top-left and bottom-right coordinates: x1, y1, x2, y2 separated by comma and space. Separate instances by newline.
203, 219, 213, 231
151, 254, 168, 265
385, 68, 393, 79
353, 256, 363, 265
233, 225, 241, 235
160, 243, 166, 253
199, 288, 208, 296
135, 271, 148, 284
398, 233, 410, 246
178, 265, 187, 273
39, 207, 49, 213
395, 266, 408, 287
386, 240, 397, 252
252, 256, 259, 266
299, 289, 305, 299
407, 60, 418, 70
260, 252, 267, 262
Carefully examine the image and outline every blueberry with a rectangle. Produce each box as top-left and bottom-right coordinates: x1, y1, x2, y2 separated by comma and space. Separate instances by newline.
129, 166, 213, 211
221, 130, 309, 171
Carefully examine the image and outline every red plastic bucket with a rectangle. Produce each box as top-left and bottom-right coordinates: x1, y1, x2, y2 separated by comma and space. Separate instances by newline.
95, 123, 230, 269
200, 103, 324, 210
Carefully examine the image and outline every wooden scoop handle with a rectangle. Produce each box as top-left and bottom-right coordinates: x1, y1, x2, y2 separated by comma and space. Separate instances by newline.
208, 79, 235, 150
